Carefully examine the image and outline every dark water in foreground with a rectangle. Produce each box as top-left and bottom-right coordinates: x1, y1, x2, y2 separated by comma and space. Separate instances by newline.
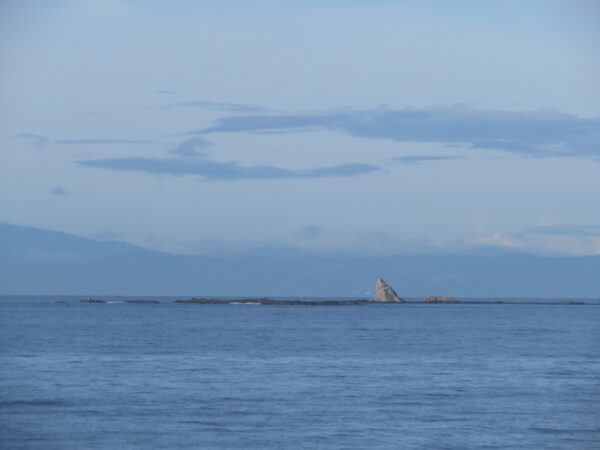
1, 297, 599, 449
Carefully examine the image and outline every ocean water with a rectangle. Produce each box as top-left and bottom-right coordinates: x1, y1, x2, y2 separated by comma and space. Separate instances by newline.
1, 296, 599, 449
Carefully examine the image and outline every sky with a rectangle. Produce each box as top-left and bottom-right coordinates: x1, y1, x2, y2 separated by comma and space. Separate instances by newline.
1, 0, 599, 257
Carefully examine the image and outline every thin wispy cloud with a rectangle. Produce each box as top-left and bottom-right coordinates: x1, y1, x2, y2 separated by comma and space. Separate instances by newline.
494, 224, 600, 256
77, 156, 380, 181
391, 155, 462, 165
191, 105, 600, 158
523, 224, 600, 237
9, 134, 158, 148
54, 139, 157, 145
161, 99, 267, 113
12, 133, 51, 147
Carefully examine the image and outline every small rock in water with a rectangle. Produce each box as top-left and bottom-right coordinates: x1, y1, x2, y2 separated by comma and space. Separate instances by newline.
79, 298, 106, 304
124, 299, 160, 304
422, 295, 460, 304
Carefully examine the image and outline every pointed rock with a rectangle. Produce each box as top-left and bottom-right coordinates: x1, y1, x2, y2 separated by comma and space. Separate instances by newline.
373, 278, 405, 303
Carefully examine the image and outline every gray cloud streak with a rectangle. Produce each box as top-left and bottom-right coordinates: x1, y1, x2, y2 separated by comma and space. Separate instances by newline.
523, 224, 600, 237
12, 133, 51, 147
10, 133, 157, 148
77, 157, 380, 181
171, 137, 212, 157
161, 99, 267, 113
190, 105, 600, 157
391, 155, 462, 164
54, 139, 157, 145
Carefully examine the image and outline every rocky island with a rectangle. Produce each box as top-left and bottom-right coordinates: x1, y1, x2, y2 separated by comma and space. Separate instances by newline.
175, 278, 406, 306
72, 279, 594, 306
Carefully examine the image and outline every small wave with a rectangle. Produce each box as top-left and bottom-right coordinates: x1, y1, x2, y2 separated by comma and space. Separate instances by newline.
229, 302, 261, 305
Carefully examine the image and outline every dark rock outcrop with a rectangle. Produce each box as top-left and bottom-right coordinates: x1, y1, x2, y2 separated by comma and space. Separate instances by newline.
79, 298, 106, 304
124, 299, 160, 304
372, 278, 405, 303
422, 295, 460, 304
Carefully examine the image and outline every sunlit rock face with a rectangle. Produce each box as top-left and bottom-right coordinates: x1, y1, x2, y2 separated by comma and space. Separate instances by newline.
373, 278, 405, 303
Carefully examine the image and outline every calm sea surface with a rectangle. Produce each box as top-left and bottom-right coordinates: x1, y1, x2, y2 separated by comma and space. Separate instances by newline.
1, 296, 599, 449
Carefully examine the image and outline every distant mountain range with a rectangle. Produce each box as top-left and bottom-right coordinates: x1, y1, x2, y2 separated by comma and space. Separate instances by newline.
1, 223, 599, 298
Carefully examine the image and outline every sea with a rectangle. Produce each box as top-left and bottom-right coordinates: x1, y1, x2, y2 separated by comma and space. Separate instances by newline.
1, 295, 599, 450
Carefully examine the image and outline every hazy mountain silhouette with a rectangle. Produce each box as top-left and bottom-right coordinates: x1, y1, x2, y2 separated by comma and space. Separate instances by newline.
1, 223, 599, 298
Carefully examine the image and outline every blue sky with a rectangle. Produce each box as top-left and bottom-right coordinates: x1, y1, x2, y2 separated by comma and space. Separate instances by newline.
1, 0, 599, 256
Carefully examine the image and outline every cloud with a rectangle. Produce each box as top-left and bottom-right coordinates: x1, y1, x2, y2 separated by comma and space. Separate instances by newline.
190, 105, 600, 157
12, 133, 50, 147
475, 224, 600, 256
50, 186, 67, 196
171, 137, 212, 157
10, 133, 157, 148
77, 156, 380, 181
289, 225, 457, 256
523, 224, 600, 237
161, 99, 267, 113
477, 233, 521, 249
53, 139, 157, 145
391, 155, 462, 165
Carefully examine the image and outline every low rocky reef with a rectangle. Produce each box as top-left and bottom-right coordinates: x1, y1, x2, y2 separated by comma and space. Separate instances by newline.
124, 299, 161, 304
73, 297, 592, 306
172, 297, 589, 306
174, 298, 370, 306
71, 278, 593, 306
461, 299, 587, 305
78, 298, 160, 304
422, 295, 460, 304
80, 298, 106, 304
